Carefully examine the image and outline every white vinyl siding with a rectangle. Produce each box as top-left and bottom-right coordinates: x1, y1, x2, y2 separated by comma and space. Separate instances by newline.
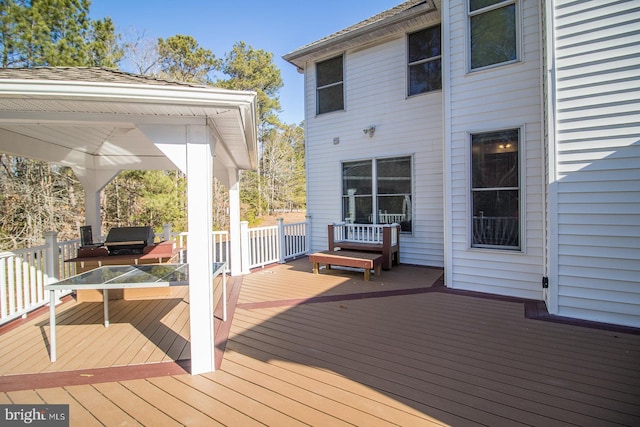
550, 0, 640, 327
305, 32, 444, 268
446, 0, 544, 300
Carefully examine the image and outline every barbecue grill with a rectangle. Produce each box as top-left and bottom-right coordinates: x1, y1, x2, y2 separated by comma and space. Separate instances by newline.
103, 226, 155, 255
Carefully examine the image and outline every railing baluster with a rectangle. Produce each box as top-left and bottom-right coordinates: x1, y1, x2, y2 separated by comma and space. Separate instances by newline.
0, 259, 7, 319
7, 257, 15, 317
16, 259, 24, 314
28, 254, 36, 309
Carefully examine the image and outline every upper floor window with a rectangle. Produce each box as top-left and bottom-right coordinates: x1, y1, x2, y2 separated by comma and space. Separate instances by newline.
469, 0, 518, 70
471, 128, 520, 250
342, 156, 413, 232
316, 55, 344, 114
408, 25, 442, 96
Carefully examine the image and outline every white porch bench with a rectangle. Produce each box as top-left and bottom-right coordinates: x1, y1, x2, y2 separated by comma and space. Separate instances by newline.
328, 223, 400, 270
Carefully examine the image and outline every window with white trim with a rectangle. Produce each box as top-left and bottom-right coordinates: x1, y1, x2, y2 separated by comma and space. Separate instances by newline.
408, 25, 442, 96
316, 55, 344, 114
468, 0, 518, 70
471, 129, 520, 249
342, 156, 413, 232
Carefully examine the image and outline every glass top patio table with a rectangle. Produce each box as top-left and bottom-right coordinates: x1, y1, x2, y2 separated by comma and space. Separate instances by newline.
44, 262, 227, 362
45, 263, 193, 290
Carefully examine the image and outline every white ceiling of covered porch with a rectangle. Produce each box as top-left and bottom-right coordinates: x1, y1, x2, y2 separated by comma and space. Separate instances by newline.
0, 68, 258, 185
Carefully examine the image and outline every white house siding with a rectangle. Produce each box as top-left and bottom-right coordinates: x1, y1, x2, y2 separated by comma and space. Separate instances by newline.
550, 0, 640, 327
445, 0, 545, 300
304, 27, 445, 267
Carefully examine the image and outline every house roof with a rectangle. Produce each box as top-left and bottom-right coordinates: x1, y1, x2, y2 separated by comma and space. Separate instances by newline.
0, 67, 200, 87
0, 67, 258, 181
283, 0, 438, 70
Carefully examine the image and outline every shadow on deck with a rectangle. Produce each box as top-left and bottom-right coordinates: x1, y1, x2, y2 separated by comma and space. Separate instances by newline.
1, 257, 639, 426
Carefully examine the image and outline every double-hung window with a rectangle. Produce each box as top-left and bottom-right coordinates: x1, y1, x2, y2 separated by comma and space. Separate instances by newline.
469, 0, 518, 70
342, 156, 413, 232
408, 25, 442, 96
471, 129, 520, 250
316, 55, 344, 114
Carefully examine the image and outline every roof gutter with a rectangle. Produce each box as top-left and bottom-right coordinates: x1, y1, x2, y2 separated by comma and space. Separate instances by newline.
0, 78, 257, 109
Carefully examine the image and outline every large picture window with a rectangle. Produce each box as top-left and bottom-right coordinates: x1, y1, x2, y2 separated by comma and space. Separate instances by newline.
469, 0, 517, 70
316, 55, 344, 114
342, 156, 412, 232
471, 129, 520, 249
408, 25, 442, 96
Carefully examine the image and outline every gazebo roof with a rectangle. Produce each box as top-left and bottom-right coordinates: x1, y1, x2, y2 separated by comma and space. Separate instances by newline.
0, 67, 258, 181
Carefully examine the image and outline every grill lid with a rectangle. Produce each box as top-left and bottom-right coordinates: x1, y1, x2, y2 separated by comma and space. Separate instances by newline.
104, 226, 155, 255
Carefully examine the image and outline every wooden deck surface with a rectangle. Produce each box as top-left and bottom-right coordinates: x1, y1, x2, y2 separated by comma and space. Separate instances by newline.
1, 258, 639, 426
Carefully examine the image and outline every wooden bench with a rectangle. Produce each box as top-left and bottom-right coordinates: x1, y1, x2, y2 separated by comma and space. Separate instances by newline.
309, 250, 383, 281
328, 223, 400, 270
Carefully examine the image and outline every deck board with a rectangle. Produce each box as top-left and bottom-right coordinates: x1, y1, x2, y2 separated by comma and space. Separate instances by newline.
94, 294, 182, 366
224, 348, 445, 426
207, 366, 352, 426
176, 373, 306, 427
64, 384, 142, 426
1, 258, 639, 426
36, 387, 103, 427
118, 378, 222, 426
92, 381, 183, 427
146, 375, 265, 426
221, 356, 396, 426
229, 309, 529, 426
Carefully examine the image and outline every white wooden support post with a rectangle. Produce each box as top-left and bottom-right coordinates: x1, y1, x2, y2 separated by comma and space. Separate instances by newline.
240, 221, 250, 275
277, 218, 286, 264
85, 191, 101, 242
163, 224, 172, 242
305, 214, 312, 254
43, 231, 60, 304
186, 125, 216, 375
72, 167, 119, 242
228, 168, 242, 276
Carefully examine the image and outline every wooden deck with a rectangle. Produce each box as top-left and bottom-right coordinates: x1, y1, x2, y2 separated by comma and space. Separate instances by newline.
1, 258, 639, 426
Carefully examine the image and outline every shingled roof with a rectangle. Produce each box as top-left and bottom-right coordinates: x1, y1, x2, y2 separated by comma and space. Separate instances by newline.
0, 67, 205, 88
283, 0, 437, 69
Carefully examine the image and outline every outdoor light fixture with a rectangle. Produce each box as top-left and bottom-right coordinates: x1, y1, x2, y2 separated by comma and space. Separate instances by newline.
363, 125, 376, 137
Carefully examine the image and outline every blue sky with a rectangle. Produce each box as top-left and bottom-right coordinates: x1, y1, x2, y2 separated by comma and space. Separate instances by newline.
89, 0, 403, 125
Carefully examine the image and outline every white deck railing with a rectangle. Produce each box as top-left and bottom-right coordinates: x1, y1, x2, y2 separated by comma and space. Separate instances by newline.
247, 225, 280, 268
0, 233, 81, 326
0, 245, 48, 325
282, 220, 309, 260
332, 222, 399, 247
1, 216, 311, 325
171, 230, 229, 265
244, 218, 310, 269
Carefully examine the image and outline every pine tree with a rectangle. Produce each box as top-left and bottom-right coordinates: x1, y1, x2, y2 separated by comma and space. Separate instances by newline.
0, 0, 121, 249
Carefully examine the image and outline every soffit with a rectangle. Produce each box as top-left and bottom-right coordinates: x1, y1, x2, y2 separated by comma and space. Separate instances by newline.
0, 68, 258, 172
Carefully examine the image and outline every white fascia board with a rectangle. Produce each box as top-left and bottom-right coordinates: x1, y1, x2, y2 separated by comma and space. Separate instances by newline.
0, 110, 206, 126
239, 102, 259, 170
0, 79, 257, 109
